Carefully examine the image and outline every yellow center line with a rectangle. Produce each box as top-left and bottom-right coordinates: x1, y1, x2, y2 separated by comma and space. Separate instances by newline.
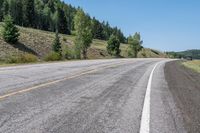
0, 61, 132, 100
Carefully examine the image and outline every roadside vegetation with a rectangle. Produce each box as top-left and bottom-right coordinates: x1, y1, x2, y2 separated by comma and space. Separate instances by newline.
182, 60, 200, 73
0, 0, 167, 65
167, 49, 200, 59
127, 32, 143, 58
107, 35, 121, 57
2, 15, 20, 44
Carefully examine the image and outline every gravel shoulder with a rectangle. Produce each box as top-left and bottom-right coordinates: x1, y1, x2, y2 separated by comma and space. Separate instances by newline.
165, 61, 200, 133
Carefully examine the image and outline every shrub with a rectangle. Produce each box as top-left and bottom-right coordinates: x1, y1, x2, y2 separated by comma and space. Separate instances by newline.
128, 48, 134, 57
63, 45, 75, 59
5, 54, 38, 63
19, 54, 38, 63
44, 52, 62, 61
107, 35, 121, 56
63, 37, 67, 42
5, 56, 18, 63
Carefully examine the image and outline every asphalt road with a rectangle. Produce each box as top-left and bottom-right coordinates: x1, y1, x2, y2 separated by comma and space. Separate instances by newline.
0, 59, 198, 133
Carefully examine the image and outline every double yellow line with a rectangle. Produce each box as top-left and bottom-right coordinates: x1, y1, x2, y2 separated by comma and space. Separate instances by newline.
0, 61, 131, 100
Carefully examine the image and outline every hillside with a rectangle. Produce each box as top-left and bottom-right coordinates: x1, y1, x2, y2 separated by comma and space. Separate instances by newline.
0, 23, 166, 61
167, 50, 200, 59
178, 50, 200, 59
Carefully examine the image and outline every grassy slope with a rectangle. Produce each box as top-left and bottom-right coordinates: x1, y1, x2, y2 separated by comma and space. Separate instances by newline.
178, 50, 200, 59
182, 60, 200, 73
0, 23, 166, 60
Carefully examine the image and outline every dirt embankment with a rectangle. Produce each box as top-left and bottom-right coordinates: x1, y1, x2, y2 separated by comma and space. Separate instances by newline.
165, 61, 200, 133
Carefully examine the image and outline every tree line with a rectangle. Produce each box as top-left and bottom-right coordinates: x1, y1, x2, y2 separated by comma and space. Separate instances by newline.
1, 0, 143, 60
0, 0, 126, 43
2, 13, 143, 60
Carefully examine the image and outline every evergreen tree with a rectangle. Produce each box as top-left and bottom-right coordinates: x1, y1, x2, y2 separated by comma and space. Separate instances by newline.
2, 0, 9, 17
57, 5, 70, 34
63, 4, 76, 33
42, 5, 51, 30
107, 35, 121, 56
15, 0, 23, 26
0, 0, 4, 21
91, 17, 104, 39
35, 0, 45, 29
47, 0, 56, 13
8, 0, 23, 26
52, 31, 62, 56
2, 15, 20, 44
0, 0, 126, 43
102, 21, 112, 40
74, 9, 93, 59
24, 0, 35, 27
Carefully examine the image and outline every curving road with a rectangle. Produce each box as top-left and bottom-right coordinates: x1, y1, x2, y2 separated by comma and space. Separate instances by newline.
0, 58, 196, 133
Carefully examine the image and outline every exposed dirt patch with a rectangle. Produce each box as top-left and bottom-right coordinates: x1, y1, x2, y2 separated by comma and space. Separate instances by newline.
165, 61, 200, 133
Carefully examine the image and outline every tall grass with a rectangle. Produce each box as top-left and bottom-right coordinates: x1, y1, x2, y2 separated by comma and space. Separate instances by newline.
183, 60, 200, 73
5, 53, 38, 63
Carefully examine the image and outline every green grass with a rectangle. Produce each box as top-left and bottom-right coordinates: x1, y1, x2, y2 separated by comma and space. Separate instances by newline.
0, 22, 166, 65
183, 60, 200, 73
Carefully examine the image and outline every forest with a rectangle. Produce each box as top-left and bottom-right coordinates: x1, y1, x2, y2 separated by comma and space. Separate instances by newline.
0, 0, 126, 43
167, 49, 200, 59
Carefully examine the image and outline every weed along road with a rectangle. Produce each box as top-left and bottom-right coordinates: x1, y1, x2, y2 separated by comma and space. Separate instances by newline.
0, 59, 199, 133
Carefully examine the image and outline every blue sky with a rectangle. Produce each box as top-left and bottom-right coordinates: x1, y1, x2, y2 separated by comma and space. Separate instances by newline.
64, 0, 200, 51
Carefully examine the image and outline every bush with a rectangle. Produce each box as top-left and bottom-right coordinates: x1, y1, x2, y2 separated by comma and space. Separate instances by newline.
63, 45, 75, 59
5, 56, 18, 63
63, 37, 67, 42
44, 52, 62, 61
128, 49, 134, 57
107, 35, 121, 56
20, 54, 38, 63
5, 54, 38, 63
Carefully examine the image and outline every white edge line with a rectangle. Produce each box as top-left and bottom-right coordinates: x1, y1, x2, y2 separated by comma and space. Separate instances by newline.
139, 62, 160, 133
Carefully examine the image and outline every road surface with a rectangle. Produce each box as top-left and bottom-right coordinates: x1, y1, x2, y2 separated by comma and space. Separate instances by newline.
0, 59, 199, 133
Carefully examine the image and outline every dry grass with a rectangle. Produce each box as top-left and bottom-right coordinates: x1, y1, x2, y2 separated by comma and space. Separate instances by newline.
0, 23, 166, 62
183, 60, 200, 73
138, 48, 166, 58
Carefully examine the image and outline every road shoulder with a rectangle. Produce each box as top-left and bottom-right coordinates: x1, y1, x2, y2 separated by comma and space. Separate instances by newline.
165, 61, 200, 133
150, 61, 186, 133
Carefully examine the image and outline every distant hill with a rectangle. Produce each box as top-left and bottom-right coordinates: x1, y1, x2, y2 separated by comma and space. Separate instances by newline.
167, 49, 200, 59
0, 23, 166, 60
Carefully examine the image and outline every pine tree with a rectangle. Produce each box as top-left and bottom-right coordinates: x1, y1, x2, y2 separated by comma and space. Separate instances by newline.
52, 31, 62, 56
2, 0, 9, 17
0, 0, 126, 44
24, 0, 35, 27
102, 21, 112, 40
57, 5, 70, 34
15, 0, 23, 26
2, 15, 20, 44
91, 18, 104, 39
0, 0, 4, 21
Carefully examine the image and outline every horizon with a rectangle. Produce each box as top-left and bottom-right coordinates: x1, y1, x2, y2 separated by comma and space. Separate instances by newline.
64, 0, 200, 52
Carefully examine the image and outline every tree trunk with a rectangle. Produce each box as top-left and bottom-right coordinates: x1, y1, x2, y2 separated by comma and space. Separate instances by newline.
134, 47, 138, 58
82, 48, 87, 59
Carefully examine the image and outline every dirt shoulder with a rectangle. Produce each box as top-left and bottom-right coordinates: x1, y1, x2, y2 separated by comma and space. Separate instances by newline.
165, 61, 200, 133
